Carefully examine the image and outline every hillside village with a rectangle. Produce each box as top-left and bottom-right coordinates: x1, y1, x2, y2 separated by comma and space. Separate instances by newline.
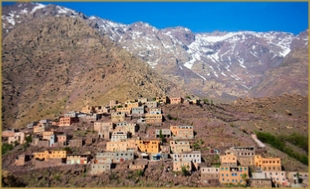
2, 96, 308, 188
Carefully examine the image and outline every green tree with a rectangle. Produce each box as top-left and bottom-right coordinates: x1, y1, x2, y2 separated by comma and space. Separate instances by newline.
159, 129, 164, 143
181, 165, 190, 176
167, 114, 172, 120
241, 173, 248, 184
2, 143, 14, 155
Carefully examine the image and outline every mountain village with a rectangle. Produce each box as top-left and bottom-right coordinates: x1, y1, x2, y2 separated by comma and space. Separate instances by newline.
2, 96, 308, 188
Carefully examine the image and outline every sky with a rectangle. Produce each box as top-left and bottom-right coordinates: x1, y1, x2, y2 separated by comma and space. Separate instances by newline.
2, 2, 308, 35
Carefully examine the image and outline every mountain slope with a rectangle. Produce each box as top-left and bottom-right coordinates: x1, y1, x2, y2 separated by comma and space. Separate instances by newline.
247, 46, 308, 97
2, 16, 182, 129
3, 3, 308, 100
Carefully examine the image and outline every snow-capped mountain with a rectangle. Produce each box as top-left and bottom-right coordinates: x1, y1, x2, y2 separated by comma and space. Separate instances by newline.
2, 2, 308, 99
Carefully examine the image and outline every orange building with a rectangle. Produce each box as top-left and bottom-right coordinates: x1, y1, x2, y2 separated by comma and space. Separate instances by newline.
145, 114, 162, 124
170, 125, 194, 139
59, 117, 79, 126
170, 97, 184, 104
136, 139, 160, 153
106, 140, 128, 152
155, 96, 169, 104
116, 107, 131, 114
254, 155, 281, 171
42, 131, 54, 140
33, 150, 66, 161
220, 154, 237, 166
126, 102, 139, 109
170, 140, 191, 153
219, 166, 249, 185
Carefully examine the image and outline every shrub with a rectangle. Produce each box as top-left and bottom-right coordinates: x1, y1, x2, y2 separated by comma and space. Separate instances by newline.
2, 143, 14, 155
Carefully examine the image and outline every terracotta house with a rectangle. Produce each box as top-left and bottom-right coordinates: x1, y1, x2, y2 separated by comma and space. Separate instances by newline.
56, 134, 67, 146
126, 102, 139, 109
220, 154, 238, 166
225, 146, 255, 166
170, 97, 184, 104
33, 150, 66, 161
59, 117, 79, 127
170, 140, 191, 153
155, 96, 169, 104
111, 112, 125, 123
254, 155, 281, 171
149, 107, 161, 114
116, 107, 131, 115
106, 140, 129, 151
136, 139, 160, 153
219, 166, 249, 185
170, 125, 194, 139
145, 114, 162, 124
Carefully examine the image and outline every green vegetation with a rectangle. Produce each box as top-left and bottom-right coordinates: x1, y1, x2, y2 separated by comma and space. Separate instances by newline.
256, 132, 308, 165
2, 143, 14, 155
280, 133, 308, 153
159, 129, 164, 142
193, 139, 204, 150
203, 99, 209, 103
185, 96, 191, 99
166, 114, 178, 121
136, 170, 143, 177
63, 147, 72, 154
180, 165, 190, 176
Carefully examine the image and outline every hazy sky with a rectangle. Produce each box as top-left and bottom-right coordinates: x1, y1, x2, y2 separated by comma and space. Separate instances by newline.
2, 2, 308, 35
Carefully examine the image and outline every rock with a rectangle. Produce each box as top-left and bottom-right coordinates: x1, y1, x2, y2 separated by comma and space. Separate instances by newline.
285, 110, 292, 116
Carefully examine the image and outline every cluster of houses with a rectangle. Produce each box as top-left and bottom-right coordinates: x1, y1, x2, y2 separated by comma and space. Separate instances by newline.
2, 96, 308, 188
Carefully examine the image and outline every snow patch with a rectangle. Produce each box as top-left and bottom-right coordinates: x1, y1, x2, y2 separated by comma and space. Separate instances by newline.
195, 72, 206, 80
221, 72, 227, 77
31, 3, 46, 14
179, 66, 183, 70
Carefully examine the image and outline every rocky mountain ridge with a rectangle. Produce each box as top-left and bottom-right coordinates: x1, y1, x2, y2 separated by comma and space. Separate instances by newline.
2, 15, 181, 129
2, 2, 308, 99
2, 3, 308, 98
